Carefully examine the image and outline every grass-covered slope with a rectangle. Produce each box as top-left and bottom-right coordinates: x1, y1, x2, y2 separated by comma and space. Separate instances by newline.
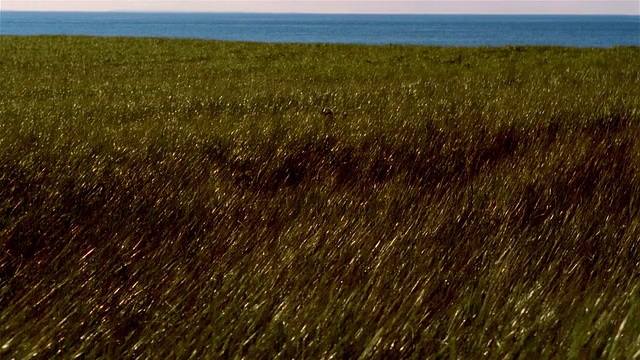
1, 36, 639, 358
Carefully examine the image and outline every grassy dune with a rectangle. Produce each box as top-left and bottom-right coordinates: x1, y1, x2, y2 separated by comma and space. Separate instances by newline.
1, 36, 639, 358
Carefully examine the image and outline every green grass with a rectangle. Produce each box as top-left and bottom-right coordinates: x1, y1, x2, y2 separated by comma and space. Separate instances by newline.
1, 35, 639, 358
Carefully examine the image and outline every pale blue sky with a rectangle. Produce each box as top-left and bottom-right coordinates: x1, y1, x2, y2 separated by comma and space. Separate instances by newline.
3, 1, 639, 15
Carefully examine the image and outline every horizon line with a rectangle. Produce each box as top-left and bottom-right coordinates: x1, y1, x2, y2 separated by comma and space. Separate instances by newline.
2, 10, 639, 16
2, 0, 639, 16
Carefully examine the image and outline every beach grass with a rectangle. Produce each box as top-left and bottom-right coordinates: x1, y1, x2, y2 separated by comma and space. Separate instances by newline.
1, 35, 639, 358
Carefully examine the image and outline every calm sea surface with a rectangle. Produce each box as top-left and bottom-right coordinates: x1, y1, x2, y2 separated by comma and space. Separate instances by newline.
1, 12, 638, 47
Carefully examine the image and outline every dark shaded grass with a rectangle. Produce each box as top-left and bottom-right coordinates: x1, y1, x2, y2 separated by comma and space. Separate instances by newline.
1, 36, 640, 358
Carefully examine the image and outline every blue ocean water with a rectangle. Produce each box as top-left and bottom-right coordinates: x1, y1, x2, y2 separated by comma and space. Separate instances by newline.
1, 12, 638, 47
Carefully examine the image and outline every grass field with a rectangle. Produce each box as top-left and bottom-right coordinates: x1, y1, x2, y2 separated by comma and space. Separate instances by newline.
1, 35, 639, 358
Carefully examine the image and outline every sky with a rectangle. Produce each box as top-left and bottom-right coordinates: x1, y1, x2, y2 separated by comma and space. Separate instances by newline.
2, 0, 639, 15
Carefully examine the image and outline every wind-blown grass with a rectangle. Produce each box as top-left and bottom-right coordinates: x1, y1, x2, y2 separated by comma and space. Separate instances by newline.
0, 36, 639, 358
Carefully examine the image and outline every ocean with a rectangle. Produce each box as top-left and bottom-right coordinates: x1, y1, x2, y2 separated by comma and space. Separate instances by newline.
1, 12, 638, 47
